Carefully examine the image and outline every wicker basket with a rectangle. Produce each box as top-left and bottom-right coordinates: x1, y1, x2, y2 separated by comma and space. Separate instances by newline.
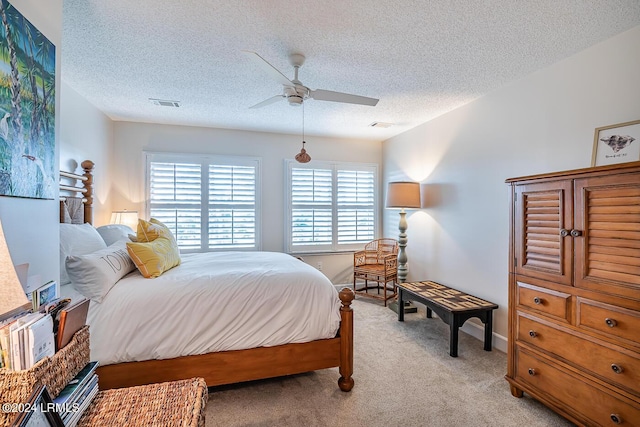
0, 325, 90, 426
77, 377, 208, 427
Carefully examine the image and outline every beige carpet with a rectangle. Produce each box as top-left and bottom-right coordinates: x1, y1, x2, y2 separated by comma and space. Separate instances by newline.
205, 298, 574, 426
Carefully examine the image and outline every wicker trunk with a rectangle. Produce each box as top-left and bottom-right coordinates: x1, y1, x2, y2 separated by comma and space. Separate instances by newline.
0, 326, 90, 426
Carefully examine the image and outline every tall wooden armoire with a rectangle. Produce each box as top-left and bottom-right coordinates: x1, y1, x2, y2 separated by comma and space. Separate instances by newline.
506, 162, 640, 426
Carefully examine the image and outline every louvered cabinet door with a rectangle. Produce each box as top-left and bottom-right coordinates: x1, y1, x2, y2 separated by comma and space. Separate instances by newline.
514, 181, 574, 285
574, 172, 640, 299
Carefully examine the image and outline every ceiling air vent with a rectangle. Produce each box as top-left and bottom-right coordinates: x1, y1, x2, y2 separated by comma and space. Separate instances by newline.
149, 98, 181, 107
369, 122, 393, 128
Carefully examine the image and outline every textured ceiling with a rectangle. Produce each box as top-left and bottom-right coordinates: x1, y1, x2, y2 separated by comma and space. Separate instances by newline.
61, 1, 640, 141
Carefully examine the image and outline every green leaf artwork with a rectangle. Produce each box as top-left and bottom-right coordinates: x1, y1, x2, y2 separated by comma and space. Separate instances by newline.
0, 0, 55, 199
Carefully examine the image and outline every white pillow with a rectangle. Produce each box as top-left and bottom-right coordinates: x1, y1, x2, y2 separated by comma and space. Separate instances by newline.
65, 240, 136, 303
96, 224, 135, 246
60, 223, 107, 285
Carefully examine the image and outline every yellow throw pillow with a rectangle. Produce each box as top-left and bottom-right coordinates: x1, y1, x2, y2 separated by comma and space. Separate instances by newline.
136, 218, 172, 242
127, 218, 181, 278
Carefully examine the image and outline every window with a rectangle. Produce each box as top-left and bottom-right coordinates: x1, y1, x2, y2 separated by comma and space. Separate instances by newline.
285, 160, 377, 253
146, 153, 260, 252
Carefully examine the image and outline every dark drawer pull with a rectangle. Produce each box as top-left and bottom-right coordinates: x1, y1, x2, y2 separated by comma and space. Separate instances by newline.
605, 318, 617, 328
527, 368, 536, 376
611, 364, 624, 374
610, 414, 622, 424
533, 297, 542, 305
528, 330, 537, 338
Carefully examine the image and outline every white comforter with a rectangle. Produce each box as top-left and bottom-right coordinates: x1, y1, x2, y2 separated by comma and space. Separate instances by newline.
80, 251, 341, 365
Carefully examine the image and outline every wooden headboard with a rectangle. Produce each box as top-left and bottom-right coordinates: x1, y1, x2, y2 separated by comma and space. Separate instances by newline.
59, 160, 95, 225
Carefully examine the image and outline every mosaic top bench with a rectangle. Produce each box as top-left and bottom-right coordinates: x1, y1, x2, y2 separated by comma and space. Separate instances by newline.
397, 281, 498, 357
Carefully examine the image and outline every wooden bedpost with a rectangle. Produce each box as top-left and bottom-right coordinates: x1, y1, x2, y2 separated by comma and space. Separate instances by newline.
338, 287, 355, 392
81, 160, 95, 224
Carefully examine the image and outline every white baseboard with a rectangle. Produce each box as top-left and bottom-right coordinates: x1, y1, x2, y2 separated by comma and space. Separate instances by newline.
419, 309, 507, 354
460, 321, 507, 354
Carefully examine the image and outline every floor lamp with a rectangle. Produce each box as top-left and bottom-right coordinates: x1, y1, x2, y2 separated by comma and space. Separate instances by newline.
386, 181, 421, 313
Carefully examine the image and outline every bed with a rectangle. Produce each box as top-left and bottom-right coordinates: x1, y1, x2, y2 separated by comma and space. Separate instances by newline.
59, 160, 354, 392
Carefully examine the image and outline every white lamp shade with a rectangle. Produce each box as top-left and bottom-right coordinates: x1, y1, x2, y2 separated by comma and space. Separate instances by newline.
386, 182, 421, 208
0, 218, 29, 320
110, 210, 139, 231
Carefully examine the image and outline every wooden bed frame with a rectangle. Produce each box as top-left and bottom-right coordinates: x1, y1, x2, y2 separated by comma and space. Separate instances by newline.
59, 160, 355, 392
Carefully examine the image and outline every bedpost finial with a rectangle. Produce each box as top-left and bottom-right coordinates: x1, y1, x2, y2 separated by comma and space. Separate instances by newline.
339, 287, 355, 307
81, 160, 95, 172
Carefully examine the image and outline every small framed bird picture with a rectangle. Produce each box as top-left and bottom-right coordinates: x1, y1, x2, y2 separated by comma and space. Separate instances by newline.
591, 120, 640, 167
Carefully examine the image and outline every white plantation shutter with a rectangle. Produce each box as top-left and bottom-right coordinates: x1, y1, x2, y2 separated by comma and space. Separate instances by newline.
208, 165, 256, 248
286, 160, 378, 253
149, 162, 202, 250
337, 169, 375, 244
291, 168, 333, 247
146, 153, 260, 252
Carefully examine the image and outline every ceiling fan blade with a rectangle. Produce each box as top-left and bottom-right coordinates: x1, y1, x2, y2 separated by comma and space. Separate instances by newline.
242, 50, 295, 88
249, 95, 284, 109
309, 89, 378, 106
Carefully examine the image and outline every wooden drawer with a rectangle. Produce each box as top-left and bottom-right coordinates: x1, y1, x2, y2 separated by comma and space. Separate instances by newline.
517, 313, 640, 397
577, 298, 640, 347
515, 348, 640, 426
517, 282, 570, 322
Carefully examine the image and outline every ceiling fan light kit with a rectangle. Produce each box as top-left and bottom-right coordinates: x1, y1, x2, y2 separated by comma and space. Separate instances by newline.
288, 95, 303, 106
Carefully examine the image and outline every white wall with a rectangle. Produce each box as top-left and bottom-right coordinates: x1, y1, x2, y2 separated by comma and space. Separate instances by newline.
382, 26, 640, 344
111, 122, 382, 283
0, 0, 62, 289
0, 1, 113, 292
60, 81, 114, 226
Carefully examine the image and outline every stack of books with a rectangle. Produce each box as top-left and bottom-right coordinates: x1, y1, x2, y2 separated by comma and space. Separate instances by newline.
0, 310, 26, 369
0, 297, 89, 370
0, 311, 55, 370
53, 361, 100, 426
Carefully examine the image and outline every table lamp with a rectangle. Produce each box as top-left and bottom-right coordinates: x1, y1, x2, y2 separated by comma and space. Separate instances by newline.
110, 210, 139, 231
0, 217, 29, 322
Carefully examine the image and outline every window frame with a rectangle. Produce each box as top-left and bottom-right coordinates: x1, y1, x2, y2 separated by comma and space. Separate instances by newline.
284, 159, 379, 254
145, 151, 262, 252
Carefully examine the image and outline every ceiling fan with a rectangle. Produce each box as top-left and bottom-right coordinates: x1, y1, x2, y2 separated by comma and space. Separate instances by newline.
242, 50, 379, 109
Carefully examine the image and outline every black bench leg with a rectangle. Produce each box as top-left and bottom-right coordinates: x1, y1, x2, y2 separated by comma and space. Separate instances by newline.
426, 307, 432, 319
449, 314, 459, 357
483, 311, 493, 351
398, 289, 405, 322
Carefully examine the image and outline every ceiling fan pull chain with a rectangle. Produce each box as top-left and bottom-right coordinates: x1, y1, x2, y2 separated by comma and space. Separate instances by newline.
295, 102, 311, 163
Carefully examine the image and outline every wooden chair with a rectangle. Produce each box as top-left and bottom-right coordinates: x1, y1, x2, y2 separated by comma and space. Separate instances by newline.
353, 238, 398, 306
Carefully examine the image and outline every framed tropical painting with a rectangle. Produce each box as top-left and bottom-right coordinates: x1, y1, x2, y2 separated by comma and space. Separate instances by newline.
0, 0, 56, 199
